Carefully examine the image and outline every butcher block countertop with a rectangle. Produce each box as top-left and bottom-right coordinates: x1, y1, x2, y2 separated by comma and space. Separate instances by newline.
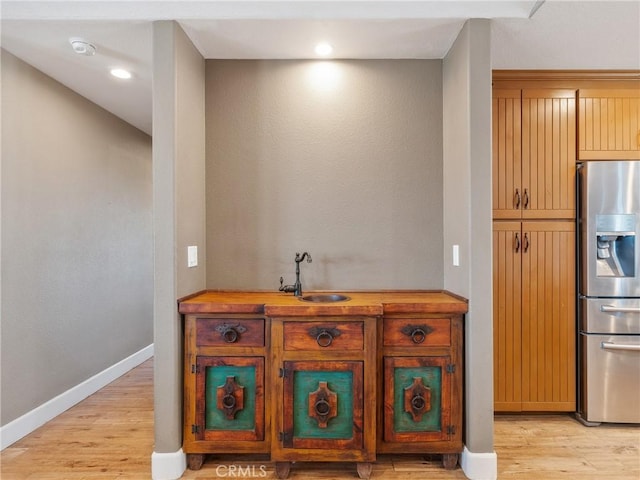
178, 290, 468, 317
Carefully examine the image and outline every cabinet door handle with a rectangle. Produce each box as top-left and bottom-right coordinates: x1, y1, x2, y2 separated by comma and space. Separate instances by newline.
314, 398, 331, 416
514, 232, 520, 253
403, 377, 431, 422
411, 394, 427, 412
523, 233, 529, 253
308, 381, 338, 428
217, 376, 245, 420
523, 188, 529, 209
514, 188, 521, 209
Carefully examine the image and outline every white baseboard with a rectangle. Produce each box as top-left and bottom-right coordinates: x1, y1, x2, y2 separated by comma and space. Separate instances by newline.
0, 344, 154, 450
152, 449, 187, 480
460, 446, 498, 480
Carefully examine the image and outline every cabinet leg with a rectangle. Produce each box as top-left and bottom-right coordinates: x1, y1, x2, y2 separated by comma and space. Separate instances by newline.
186, 453, 205, 470
442, 453, 458, 470
275, 461, 291, 479
357, 462, 373, 479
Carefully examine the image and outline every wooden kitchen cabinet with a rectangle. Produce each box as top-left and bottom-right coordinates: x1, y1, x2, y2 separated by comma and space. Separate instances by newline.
270, 316, 377, 479
179, 291, 467, 478
493, 89, 522, 219
578, 88, 640, 160
182, 314, 270, 469
493, 88, 576, 220
493, 221, 576, 412
493, 80, 578, 413
378, 314, 464, 470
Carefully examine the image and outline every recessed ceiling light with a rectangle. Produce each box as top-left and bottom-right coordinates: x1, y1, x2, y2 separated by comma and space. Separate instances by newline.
110, 68, 132, 80
314, 42, 333, 57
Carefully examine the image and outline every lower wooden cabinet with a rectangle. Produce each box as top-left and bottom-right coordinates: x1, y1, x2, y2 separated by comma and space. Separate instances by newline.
269, 316, 376, 479
379, 315, 464, 469
493, 220, 576, 412
182, 314, 270, 470
180, 294, 466, 478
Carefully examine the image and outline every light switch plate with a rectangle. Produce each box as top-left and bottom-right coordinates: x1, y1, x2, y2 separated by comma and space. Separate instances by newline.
187, 246, 198, 268
452, 245, 460, 267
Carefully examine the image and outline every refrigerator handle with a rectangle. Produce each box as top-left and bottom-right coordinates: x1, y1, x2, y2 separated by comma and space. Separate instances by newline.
601, 342, 640, 352
600, 305, 640, 314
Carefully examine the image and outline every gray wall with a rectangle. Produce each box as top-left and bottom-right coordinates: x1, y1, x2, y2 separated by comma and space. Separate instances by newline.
443, 19, 494, 455
152, 21, 206, 459
1, 50, 153, 425
205, 60, 443, 290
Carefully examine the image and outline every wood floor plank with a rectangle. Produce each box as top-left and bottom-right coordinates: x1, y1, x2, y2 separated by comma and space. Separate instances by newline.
2, 359, 638, 479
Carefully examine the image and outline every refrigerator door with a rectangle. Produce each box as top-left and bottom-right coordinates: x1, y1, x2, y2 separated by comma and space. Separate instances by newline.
579, 333, 640, 423
579, 161, 640, 298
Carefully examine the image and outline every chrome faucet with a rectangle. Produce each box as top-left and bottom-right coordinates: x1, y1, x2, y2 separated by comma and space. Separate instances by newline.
279, 252, 312, 297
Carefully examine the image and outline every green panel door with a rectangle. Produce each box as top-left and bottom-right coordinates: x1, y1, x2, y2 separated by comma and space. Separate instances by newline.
293, 370, 353, 439
206, 364, 256, 431
196, 356, 264, 441
282, 361, 364, 450
393, 365, 441, 433
383, 356, 451, 443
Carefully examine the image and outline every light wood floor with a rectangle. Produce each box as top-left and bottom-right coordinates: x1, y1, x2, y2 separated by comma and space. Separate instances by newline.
2, 359, 638, 479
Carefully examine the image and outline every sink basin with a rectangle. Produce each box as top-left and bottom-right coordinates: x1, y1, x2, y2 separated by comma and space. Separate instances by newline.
299, 294, 351, 303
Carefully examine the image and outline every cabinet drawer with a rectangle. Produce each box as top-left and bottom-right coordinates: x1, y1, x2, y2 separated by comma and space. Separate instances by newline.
283, 321, 364, 351
196, 318, 265, 347
383, 318, 451, 347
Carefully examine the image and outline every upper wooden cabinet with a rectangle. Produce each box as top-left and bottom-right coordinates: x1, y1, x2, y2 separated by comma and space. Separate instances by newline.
493, 89, 576, 220
493, 89, 522, 219
578, 88, 640, 160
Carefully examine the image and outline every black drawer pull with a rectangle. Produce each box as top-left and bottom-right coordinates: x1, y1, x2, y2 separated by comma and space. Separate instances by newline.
400, 324, 433, 344
215, 323, 247, 343
308, 326, 341, 347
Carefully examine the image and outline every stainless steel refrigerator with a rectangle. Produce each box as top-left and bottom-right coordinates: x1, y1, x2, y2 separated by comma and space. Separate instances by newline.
577, 160, 640, 425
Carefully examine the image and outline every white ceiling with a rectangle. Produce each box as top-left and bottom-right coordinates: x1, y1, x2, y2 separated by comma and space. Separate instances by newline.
1, 1, 638, 135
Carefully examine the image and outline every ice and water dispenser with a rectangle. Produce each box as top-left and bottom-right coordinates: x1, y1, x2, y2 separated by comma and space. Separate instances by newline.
595, 214, 636, 278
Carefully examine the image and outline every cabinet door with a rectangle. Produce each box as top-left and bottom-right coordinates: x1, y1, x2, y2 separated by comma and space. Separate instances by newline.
493, 89, 522, 219
578, 88, 640, 160
281, 360, 363, 450
521, 89, 576, 219
194, 356, 265, 441
493, 220, 576, 412
382, 356, 452, 443
493, 221, 523, 411
521, 221, 576, 411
